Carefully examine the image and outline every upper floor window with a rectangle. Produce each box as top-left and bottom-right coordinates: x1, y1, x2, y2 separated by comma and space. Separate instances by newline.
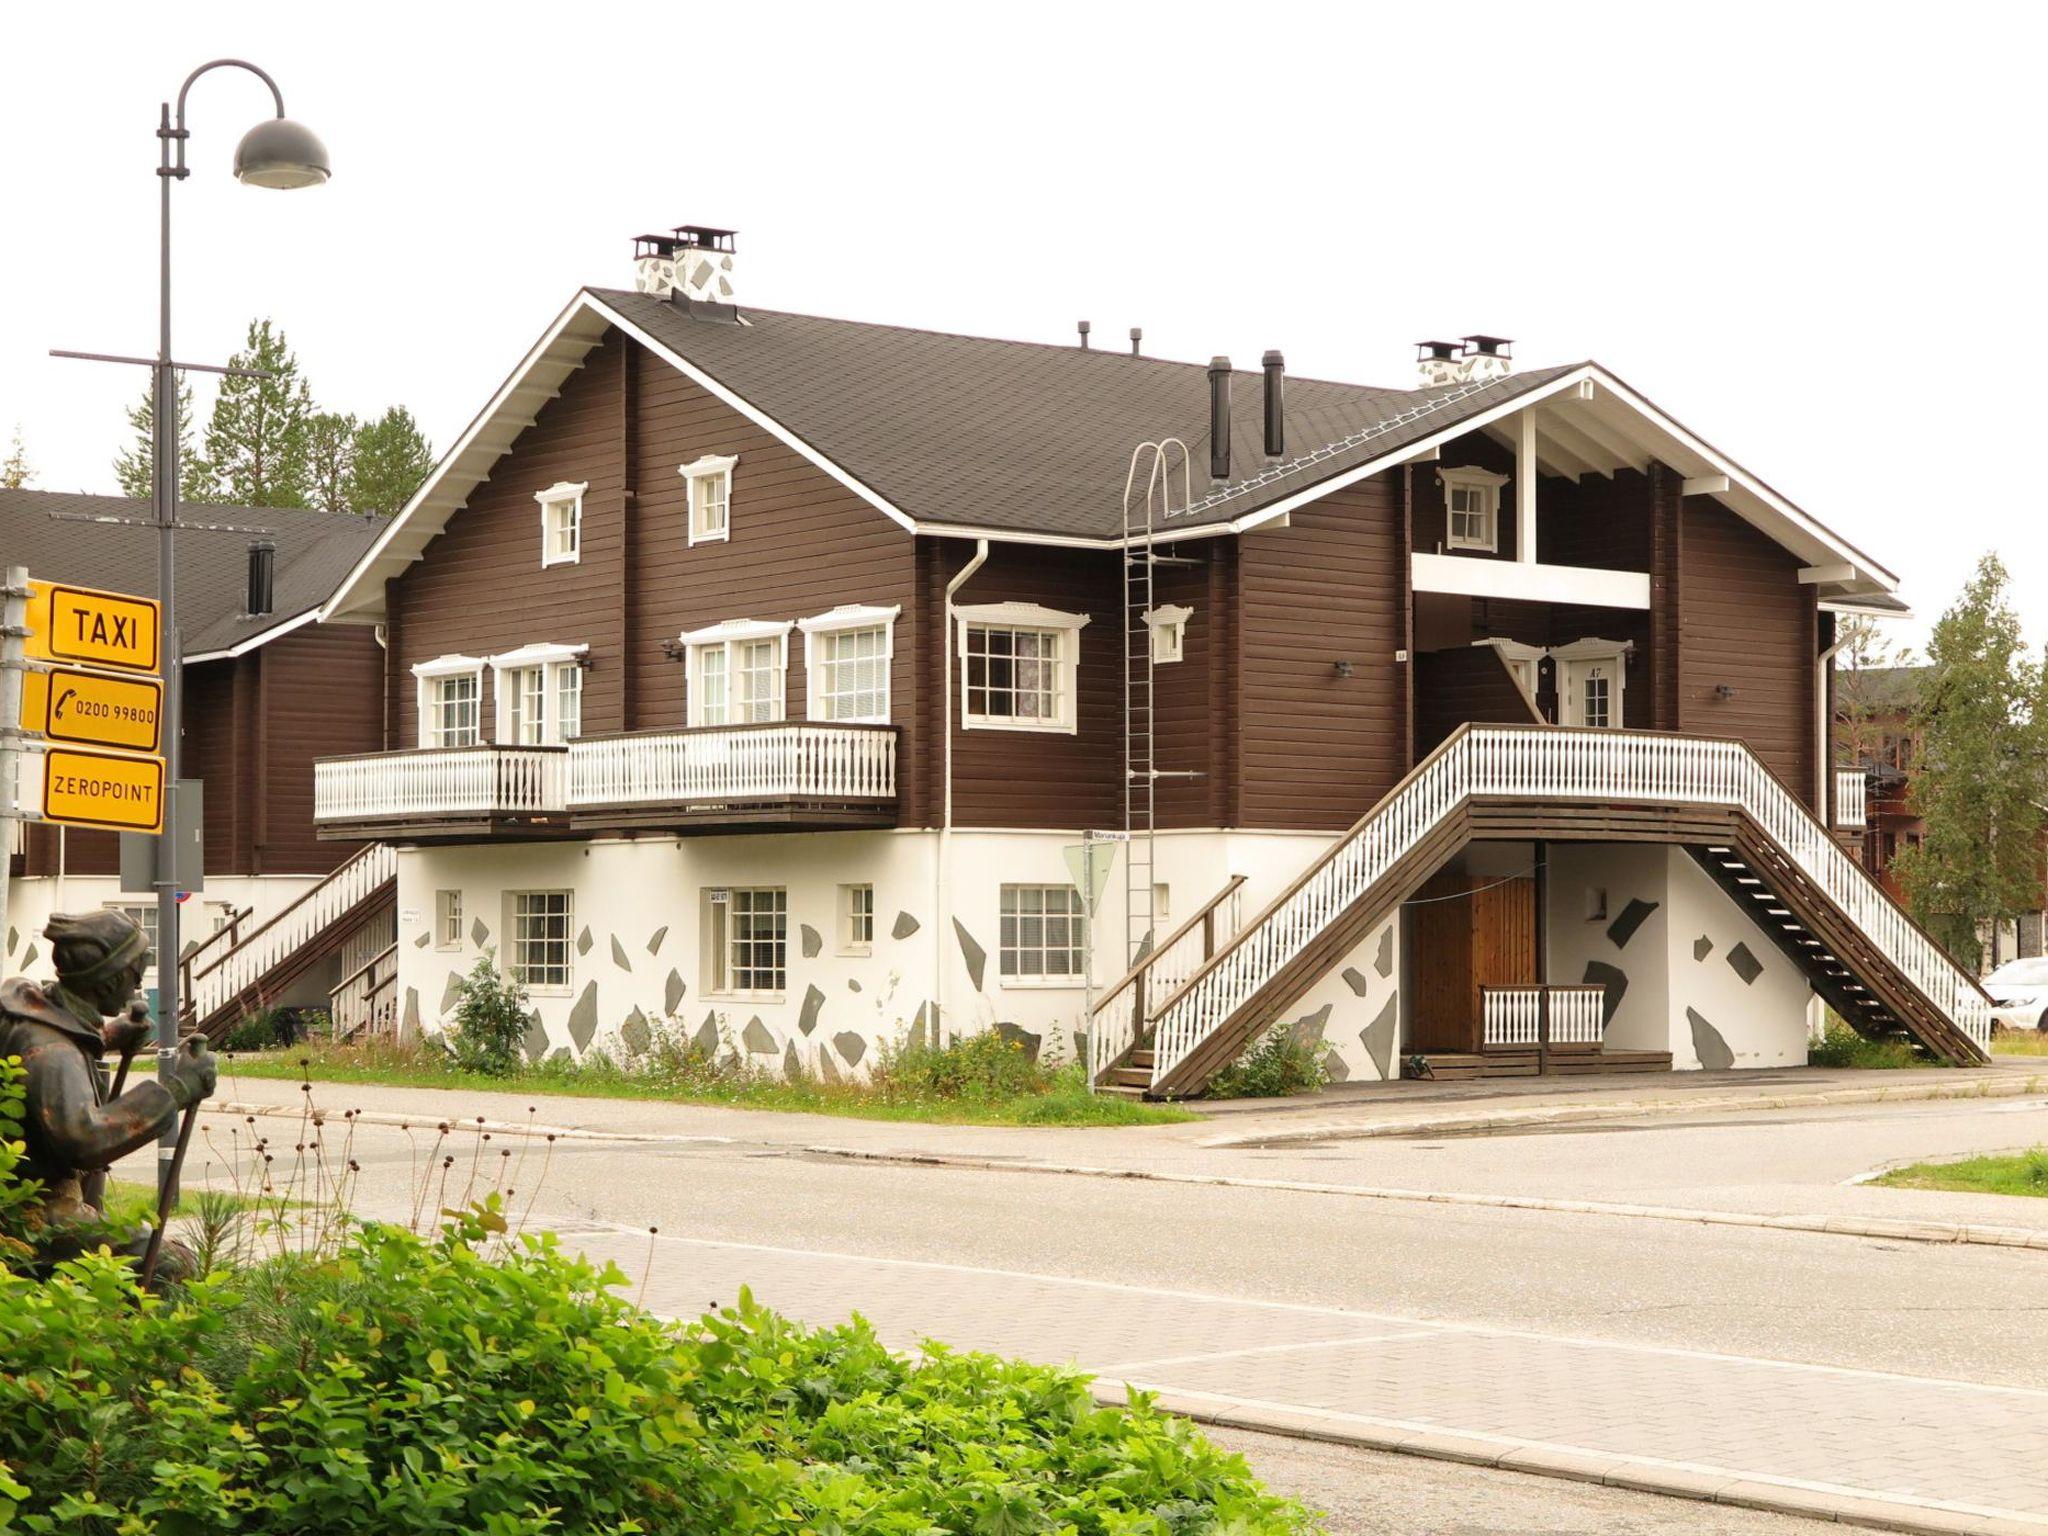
955, 602, 1089, 734
413, 655, 485, 747
1440, 466, 1507, 553
488, 642, 588, 745
1144, 604, 1192, 665
682, 454, 738, 545
535, 481, 586, 567
799, 604, 901, 724
682, 618, 790, 727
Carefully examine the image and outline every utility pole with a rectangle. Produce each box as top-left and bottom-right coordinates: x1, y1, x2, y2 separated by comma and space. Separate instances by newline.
0, 566, 29, 954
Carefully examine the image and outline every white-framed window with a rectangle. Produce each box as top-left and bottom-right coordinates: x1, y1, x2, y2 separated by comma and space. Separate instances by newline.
412, 655, 485, 748
999, 883, 1087, 984
436, 889, 464, 950
955, 602, 1089, 733
103, 902, 160, 976
682, 618, 790, 727
1441, 466, 1507, 553
1144, 604, 1192, 665
706, 886, 786, 997
506, 890, 572, 993
799, 604, 901, 723
535, 481, 587, 568
487, 643, 589, 745
682, 453, 738, 545
1551, 638, 1632, 731
839, 882, 875, 953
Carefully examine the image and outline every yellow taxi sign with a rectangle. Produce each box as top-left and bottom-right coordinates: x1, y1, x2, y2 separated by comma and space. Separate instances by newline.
26, 745, 166, 834
20, 665, 164, 753
24, 579, 161, 673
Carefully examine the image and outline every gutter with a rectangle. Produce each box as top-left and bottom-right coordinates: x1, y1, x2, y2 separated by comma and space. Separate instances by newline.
935, 538, 989, 1044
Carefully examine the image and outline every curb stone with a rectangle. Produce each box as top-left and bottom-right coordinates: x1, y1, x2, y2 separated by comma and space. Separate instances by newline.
206, 1100, 732, 1145
801, 1142, 2048, 1251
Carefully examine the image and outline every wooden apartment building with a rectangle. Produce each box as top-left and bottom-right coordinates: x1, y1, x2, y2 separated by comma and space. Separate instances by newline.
309, 228, 1992, 1093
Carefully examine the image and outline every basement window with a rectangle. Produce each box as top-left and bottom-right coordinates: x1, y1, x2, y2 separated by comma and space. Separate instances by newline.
1000, 884, 1088, 984
436, 890, 464, 950
706, 886, 787, 998
1441, 467, 1507, 553
535, 481, 586, 567
506, 890, 573, 995
840, 882, 875, 954
682, 454, 738, 545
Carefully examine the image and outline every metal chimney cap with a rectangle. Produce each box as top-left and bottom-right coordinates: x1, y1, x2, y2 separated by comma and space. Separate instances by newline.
1208, 354, 1233, 372
1262, 349, 1285, 367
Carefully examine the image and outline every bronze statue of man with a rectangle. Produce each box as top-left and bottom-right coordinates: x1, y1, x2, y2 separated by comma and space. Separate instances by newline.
0, 908, 216, 1252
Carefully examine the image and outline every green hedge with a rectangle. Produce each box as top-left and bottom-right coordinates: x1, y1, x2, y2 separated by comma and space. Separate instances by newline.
0, 1201, 1314, 1534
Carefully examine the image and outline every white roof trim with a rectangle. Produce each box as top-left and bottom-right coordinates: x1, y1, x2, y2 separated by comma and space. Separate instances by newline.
680, 452, 739, 479
954, 601, 1091, 630
679, 616, 794, 646
411, 652, 486, 678
796, 602, 901, 635
1144, 604, 1194, 628
533, 480, 588, 505
486, 641, 589, 669
184, 605, 322, 663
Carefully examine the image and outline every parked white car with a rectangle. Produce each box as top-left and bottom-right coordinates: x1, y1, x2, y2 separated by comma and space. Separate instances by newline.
1984, 957, 2048, 1033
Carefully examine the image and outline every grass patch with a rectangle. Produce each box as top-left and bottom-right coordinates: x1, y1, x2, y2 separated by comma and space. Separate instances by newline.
1992, 1031, 2048, 1056
224, 1036, 1197, 1127
1873, 1146, 2048, 1198
103, 1179, 274, 1226
1808, 1018, 1938, 1069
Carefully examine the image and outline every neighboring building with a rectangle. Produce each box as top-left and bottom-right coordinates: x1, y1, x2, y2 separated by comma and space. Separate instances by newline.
3, 489, 390, 1024
312, 227, 1992, 1093
1835, 663, 2047, 965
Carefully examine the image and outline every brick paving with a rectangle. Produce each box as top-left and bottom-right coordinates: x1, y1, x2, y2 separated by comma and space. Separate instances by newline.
560, 1224, 2048, 1534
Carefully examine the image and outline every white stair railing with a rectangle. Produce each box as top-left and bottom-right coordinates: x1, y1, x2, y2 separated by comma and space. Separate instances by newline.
1148, 726, 1991, 1089
185, 843, 398, 1029
1087, 874, 1245, 1085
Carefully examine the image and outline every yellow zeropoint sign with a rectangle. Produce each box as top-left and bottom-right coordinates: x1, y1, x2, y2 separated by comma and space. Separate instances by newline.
23, 579, 162, 673
37, 745, 165, 834
20, 666, 164, 753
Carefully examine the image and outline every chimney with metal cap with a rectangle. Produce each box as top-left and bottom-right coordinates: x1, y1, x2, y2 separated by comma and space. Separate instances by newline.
1208, 356, 1233, 482
1416, 339, 1464, 387
246, 539, 275, 618
1459, 334, 1514, 382
1077, 320, 1091, 349
632, 225, 738, 306
1262, 349, 1285, 458
1129, 326, 1143, 357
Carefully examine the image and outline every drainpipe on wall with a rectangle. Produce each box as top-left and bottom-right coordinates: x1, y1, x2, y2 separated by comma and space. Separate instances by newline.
1811, 628, 1848, 1043
936, 538, 989, 1045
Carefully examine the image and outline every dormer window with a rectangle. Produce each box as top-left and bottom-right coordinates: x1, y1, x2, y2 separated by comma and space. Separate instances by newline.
1144, 604, 1192, 664
682, 454, 738, 545
1441, 466, 1507, 553
535, 481, 586, 567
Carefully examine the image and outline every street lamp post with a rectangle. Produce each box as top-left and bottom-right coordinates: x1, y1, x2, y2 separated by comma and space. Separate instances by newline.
151, 61, 327, 1199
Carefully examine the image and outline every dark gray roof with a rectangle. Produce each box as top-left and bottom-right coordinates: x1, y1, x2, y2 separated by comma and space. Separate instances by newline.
593, 289, 1579, 540
0, 489, 386, 657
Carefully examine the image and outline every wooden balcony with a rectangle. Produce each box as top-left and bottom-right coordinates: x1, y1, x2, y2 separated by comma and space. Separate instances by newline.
567, 722, 899, 834
313, 745, 572, 842
316, 724, 900, 841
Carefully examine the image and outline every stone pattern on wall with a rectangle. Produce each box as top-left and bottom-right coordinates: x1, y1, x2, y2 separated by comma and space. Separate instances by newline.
1254, 912, 1403, 1085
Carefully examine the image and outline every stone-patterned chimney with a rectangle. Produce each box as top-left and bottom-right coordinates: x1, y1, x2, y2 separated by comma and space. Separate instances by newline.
1415, 335, 1514, 388
632, 226, 738, 303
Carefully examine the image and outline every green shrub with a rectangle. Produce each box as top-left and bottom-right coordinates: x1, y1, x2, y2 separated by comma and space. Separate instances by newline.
0, 1057, 40, 1272
1207, 1025, 1330, 1099
1808, 1017, 1932, 1069
441, 950, 534, 1076
874, 1027, 1046, 1101
0, 1203, 1315, 1533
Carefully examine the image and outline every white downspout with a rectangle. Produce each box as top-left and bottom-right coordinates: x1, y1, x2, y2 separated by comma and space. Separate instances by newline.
1811, 628, 1848, 1043
935, 538, 988, 1046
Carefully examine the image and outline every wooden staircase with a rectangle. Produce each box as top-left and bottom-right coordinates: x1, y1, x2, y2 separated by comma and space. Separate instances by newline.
1091, 725, 1993, 1099
180, 843, 398, 1041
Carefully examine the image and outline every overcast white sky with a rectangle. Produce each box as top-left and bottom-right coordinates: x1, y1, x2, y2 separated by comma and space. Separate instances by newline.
2, 1, 2041, 653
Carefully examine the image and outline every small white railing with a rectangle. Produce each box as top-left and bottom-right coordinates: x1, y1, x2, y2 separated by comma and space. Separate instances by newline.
185, 842, 397, 1030
1834, 769, 1867, 830
568, 724, 897, 808
314, 746, 567, 823
1088, 875, 1246, 1086
1482, 985, 1605, 1047
1147, 726, 1992, 1090
330, 941, 399, 1040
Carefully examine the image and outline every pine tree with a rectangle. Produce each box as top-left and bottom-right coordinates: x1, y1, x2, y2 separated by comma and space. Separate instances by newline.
305, 410, 360, 514
346, 405, 435, 517
1893, 553, 2048, 969
0, 426, 30, 489
201, 318, 314, 508
112, 374, 212, 501
1832, 614, 1913, 771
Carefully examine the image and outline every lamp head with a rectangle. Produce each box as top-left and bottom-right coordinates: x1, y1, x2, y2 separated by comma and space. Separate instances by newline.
233, 115, 330, 189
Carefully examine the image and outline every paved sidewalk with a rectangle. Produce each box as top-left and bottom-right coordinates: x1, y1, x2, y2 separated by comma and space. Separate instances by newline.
554, 1221, 2048, 1536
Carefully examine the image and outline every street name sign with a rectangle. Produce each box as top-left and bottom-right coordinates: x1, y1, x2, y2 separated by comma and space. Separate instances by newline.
23, 579, 161, 673
20, 745, 166, 834
19, 665, 164, 753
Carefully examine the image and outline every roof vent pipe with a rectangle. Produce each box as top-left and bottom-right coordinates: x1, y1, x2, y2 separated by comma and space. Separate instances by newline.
1208, 356, 1233, 482
246, 539, 276, 618
1129, 326, 1143, 357
1078, 320, 1091, 350
1262, 349, 1285, 458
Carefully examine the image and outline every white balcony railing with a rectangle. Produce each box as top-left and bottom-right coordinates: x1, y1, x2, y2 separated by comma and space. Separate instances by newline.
1147, 726, 1993, 1092
1482, 984, 1605, 1047
314, 746, 568, 823
1835, 769, 1868, 830
567, 723, 897, 809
